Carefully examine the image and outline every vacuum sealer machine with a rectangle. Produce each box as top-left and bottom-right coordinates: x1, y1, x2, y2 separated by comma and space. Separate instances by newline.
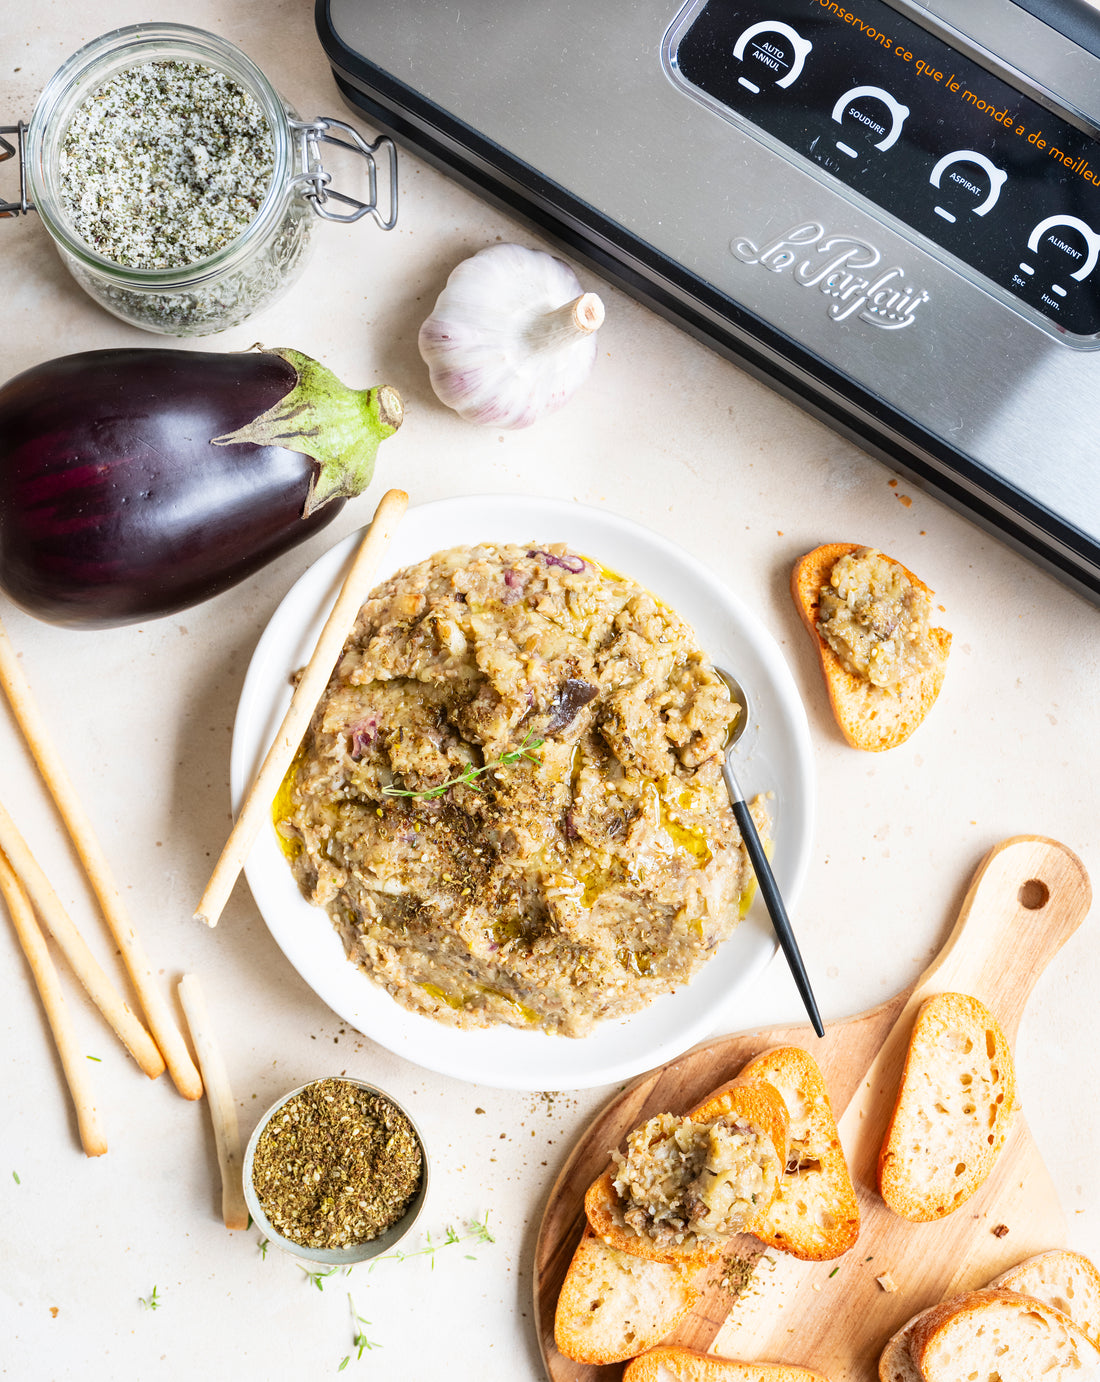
317, 0, 1100, 602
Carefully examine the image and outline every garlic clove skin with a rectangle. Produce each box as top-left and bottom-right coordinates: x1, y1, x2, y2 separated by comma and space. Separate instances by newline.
417, 243, 605, 429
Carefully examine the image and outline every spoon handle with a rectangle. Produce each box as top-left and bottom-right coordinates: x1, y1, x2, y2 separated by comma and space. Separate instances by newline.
724, 762, 825, 1037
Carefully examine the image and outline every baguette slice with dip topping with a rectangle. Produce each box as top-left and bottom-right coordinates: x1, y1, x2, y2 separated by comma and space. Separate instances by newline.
909, 1288, 1100, 1381
791, 543, 951, 751
738, 1046, 859, 1261
553, 1227, 703, 1365
584, 1079, 790, 1269
877, 992, 1016, 1222
623, 1344, 833, 1381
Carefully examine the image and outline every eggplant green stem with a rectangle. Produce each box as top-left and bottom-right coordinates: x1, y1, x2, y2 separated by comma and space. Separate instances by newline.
211, 347, 403, 517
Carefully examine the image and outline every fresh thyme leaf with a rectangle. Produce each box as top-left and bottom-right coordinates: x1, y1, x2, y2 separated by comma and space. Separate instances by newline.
12, 1172, 19, 1185
301, 1265, 341, 1291
258, 1238, 269, 1259
338, 1358, 349, 1372
365, 1215, 495, 1273
381, 734, 544, 801
139, 1286, 161, 1311
349, 1295, 379, 1358
470, 1213, 495, 1244
86, 1055, 102, 1062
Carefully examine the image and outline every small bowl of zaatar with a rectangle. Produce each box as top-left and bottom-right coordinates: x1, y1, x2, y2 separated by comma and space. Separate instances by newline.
243, 1076, 429, 1264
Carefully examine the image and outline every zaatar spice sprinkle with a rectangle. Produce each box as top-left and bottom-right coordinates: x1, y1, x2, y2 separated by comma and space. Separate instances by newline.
59, 60, 274, 270
713, 1247, 762, 1298
250, 1079, 422, 1250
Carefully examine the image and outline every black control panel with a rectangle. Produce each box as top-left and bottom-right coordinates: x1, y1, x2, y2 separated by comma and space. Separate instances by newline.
672, 0, 1100, 335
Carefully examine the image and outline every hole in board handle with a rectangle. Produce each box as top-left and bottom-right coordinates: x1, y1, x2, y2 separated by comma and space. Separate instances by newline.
1018, 879, 1049, 910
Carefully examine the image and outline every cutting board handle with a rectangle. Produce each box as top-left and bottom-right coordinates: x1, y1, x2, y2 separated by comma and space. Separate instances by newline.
840, 834, 1090, 1177
907, 834, 1091, 1040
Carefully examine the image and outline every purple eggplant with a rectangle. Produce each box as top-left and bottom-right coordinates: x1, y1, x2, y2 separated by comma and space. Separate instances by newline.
0, 346, 403, 628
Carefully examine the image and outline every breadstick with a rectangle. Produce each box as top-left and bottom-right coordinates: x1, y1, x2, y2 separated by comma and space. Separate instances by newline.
0, 797, 164, 1079
195, 487, 408, 927
0, 848, 107, 1157
0, 619, 202, 1100
178, 974, 249, 1230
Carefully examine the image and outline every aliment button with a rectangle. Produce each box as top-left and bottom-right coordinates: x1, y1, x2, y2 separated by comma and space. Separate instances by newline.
1026, 215, 1100, 281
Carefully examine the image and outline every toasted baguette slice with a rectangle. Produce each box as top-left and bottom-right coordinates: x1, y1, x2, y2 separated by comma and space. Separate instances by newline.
585, 1079, 789, 1268
877, 1316, 924, 1382
791, 544, 951, 752
739, 1046, 859, 1261
623, 1343, 833, 1381
909, 1288, 1100, 1380
878, 992, 1016, 1222
877, 1251, 1100, 1380
553, 1228, 702, 1365
990, 1249, 1100, 1349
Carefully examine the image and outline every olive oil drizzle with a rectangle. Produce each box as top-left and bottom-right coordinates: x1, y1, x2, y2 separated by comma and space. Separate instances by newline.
272, 745, 308, 860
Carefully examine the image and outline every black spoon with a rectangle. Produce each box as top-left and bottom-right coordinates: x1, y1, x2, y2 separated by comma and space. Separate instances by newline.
715, 667, 825, 1038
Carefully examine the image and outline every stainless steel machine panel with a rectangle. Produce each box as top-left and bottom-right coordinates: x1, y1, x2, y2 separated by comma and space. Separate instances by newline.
316, 0, 1100, 602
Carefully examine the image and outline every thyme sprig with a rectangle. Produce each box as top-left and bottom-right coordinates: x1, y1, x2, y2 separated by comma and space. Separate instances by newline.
368, 1214, 495, 1272
297, 1215, 495, 1291
348, 1295, 380, 1360
304, 1265, 344, 1291
139, 1286, 161, 1311
294, 1218, 494, 1368
381, 733, 543, 801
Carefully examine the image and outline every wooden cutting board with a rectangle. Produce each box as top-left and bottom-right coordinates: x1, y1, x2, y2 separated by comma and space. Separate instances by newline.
534, 835, 1091, 1381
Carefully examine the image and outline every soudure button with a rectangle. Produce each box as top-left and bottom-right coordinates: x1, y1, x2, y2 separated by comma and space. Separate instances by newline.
831, 85, 909, 159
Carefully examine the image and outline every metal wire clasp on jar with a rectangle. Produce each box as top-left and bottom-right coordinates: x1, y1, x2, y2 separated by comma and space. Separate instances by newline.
1, 23, 398, 337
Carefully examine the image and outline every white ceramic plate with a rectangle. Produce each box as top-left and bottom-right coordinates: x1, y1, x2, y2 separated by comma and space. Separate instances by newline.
231, 495, 815, 1090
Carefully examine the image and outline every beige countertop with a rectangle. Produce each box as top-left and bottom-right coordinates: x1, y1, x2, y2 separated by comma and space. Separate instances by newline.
2, 2, 1098, 1378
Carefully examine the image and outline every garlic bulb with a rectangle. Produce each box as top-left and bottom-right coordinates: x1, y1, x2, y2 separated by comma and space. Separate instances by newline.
417, 243, 605, 429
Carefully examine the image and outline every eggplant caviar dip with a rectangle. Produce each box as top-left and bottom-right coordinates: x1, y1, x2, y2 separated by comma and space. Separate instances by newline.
277, 542, 768, 1037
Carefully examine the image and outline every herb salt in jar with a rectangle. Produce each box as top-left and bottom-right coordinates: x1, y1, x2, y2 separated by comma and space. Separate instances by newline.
243, 1077, 429, 1265
7, 24, 397, 336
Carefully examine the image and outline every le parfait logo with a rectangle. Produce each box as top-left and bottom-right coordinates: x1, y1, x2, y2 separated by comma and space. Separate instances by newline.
731, 221, 931, 328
